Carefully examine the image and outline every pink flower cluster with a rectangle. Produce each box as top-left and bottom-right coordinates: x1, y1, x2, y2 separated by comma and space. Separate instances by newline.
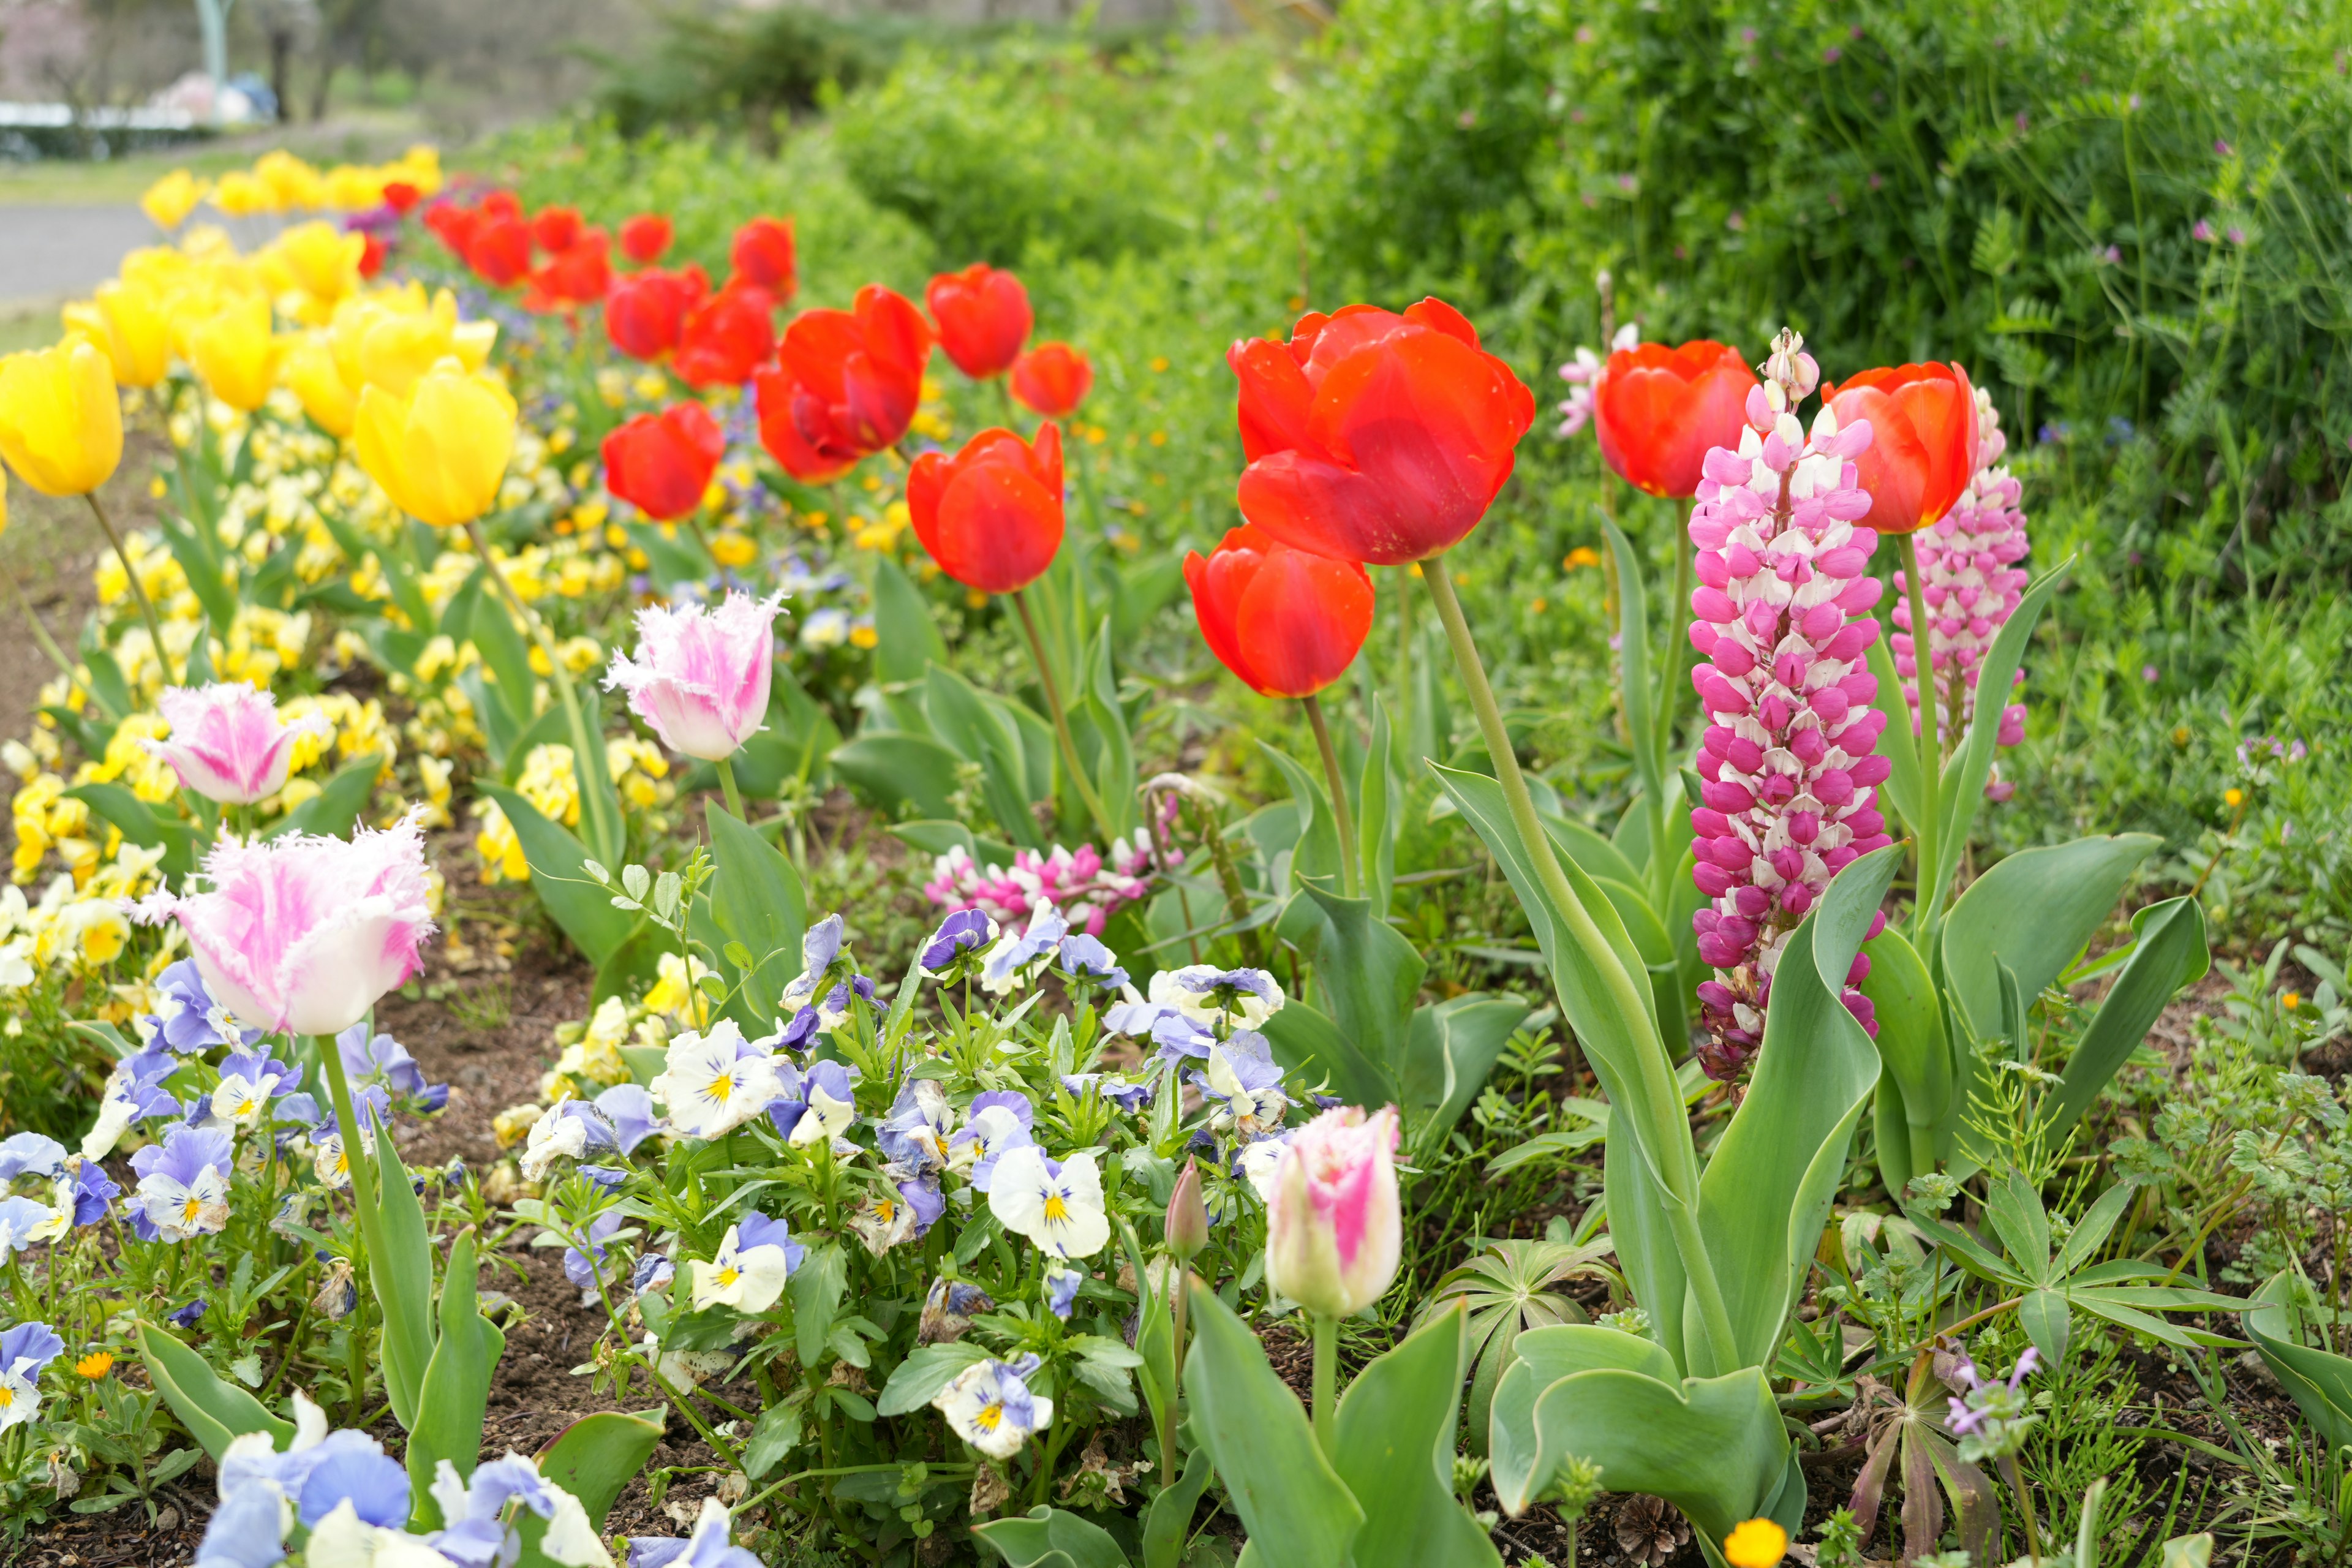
1891, 387, 2029, 800
1686, 330, 1894, 1081
925, 832, 1156, 937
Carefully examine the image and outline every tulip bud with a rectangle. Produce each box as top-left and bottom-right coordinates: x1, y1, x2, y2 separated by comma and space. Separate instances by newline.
1265, 1105, 1401, 1318
1165, 1158, 1207, 1263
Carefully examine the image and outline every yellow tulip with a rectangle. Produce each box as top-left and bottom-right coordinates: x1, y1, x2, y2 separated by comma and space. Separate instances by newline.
325, 165, 384, 211
282, 334, 357, 437
141, 169, 211, 231
358, 292, 496, 400
65, 280, 173, 389
391, 145, 444, 197
273, 221, 366, 308
353, 358, 517, 529
0, 341, 124, 496
255, 150, 326, 211
187, 295, 284, 413
211, 170, 268, 217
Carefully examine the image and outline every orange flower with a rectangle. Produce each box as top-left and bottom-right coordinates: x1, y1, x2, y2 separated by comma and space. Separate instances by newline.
1010, 342, 1093, 418
603, 403, 725, 522
927, 263, 1032, 380
1185, 524, 1374, 698
908, 424, 1064, 594
1593, 339, 1758, 499
1825, 362, 1978, 534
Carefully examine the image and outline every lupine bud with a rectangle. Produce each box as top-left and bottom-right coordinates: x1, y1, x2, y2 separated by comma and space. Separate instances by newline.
1891, 386, 2030, 801
1685, 328, 1894, 1081
1165, 1157, 1208, 1263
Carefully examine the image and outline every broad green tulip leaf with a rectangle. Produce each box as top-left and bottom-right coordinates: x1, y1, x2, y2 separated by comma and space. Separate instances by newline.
407, 1228, 503, 1524
925, 663, 1048, 850
1940, 834, 2161, 1039
155, 509, 239, 636
1183, 1281, 1362, 1568
2016, 1287, 2071, 1366
66, 782, 201, 878
461, 567, 541, 736
1300, 884, 1427, 1082
1262, 997, 1397, 1114
1262, 742, 1341, 892
1489, 1324, 1790, 1536
875, 1342, 990, 1418
707, 665, 839, 796
478, 783, 636, 966
266, 754, 384, 842
1402, 994, 1531, 1154
1362, 695, 1400, 919
1079, 617, 1137, 840
1697, 845, 1901, 1371
707, 802, 808, 1029
2244, 1272, 2352, 1449
973, 1506, 1132, 1568
791, 1242, 848, 1368
871, 553, 948, 687
1333, 1301, 1502, 1568
1601, 517, 1665, 816
1863, 629, 1924, 837
371, 1122, 437, 1432
1932, 560, 2070, 897
1859, 923, 1951, 1189
135, 1319, 293, 1461
2043, 896, 2208, 1137
1534, 808, 1645, 890
831, 731, 964, 821
1142, 1444, 1214, 1568
514, 1410, 666, 1568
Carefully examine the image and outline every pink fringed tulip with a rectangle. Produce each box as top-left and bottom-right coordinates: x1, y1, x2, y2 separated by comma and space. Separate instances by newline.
131, 816, 437, 1036
1264, 1104, 1400, 1317
603, 590, 780, 762
143, 684, 333, 806
1686, 330, 1894, 1080
1891, 386, 2029, 795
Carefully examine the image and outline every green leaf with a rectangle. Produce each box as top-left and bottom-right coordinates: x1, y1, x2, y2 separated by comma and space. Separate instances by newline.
1332, 1300, 1501, 1568
1984, 1171, 2053, 1282
1143, 1444, 1214, 1568
1858, 924, 1951, 1182
1261, 998, 1397, 1112
2043, 896, 2208, 1137
925, 663, 1049, 849
154, 510, 238, 636
1360, 696, 1400, 919
1600, 516, 1665, 816
1262, 743, 1341, 892
1401, 995, 1529, 1155
1940, 834, 2162, 1039
1489, 1324, 1792, 1536
706, 802, 807, 1029
875, 1343, 991, 1419
1697, 845, 1902, 1371
371, 1121, 436, 1433
831, 731, 964, 820
1863, 628, 1923, 835
407, 1228, 503, 1524
265, 755, 384, 842
1932, 561, 2070, 895
65, 782, 201, 878
478, 784, 638, 967
2053, 1183, 2136, 1277
742, 1400, 805, 1480
513, 1409, 666, 1568
2243, 1272, 2352, 1449
1078, 617, 1136, 840
872, 554, 948, 687
1182, 1281, 1363, 1568
135, 1320, 293, 1461
791, 1243, 848, 1369
971, 1506, 1133, 1568
2017, 1287, 2071, 1366
1298, 885, 1426, 1084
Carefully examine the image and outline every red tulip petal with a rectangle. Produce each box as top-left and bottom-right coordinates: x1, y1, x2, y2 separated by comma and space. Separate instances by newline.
1230, 336, 1317, 465
933, 458, 1063, 594
1233, 548, 1374, 698
1186, 538, 1268, 693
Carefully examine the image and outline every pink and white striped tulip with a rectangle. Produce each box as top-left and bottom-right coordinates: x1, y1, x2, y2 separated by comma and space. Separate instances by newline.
142, 684, 333, 806
1264, 1104, 1400, 1318
130, 816, 436, 1037
603, 591, 782, 763
1686, 330, 1894, 1080
1891, 386, 2029, 797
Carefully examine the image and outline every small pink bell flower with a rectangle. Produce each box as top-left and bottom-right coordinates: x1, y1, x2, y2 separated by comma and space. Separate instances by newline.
130, 816, 436, 1038
1264, 1104, 1401, 1318
602, 591, 782, 763
143, 684, 333, 806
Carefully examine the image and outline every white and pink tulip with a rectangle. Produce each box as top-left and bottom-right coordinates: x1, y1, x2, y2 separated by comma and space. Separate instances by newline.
143, 684, 333, 807
601, 590, 781, 763
1264, 1104, 1401, 1319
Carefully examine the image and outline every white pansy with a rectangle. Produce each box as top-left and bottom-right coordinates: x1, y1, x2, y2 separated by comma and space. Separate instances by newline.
987, 1146, 1110, 1259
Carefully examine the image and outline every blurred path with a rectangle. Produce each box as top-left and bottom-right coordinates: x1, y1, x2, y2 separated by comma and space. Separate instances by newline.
0, 205, 150, 303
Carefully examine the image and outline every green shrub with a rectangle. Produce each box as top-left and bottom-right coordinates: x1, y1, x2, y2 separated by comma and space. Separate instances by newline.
588, 5, 913, 143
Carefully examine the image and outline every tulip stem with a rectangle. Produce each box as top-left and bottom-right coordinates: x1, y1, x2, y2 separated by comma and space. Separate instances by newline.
466, 520, 620, 867
1302, 695, 1359, 898
311, 1030, 390, 1424
2, 562, 78, 685
1012, 588, 1117, 846
1162, 1270, 1191, 1482
1421, 557, 1740, 1375
714, 756, 745, 822
85, 492, 176, 687
1310, 1311, 1338, 1457
1897, 533, 1943, 939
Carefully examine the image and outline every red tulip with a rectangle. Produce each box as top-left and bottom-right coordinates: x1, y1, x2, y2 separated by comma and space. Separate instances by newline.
526, 230, 612, 312
731, 217, 797, 301
927, 263, 1032, 380
383, 182, 421, 214
423, 202, 476, 260
620, 214, 673, 265
1592, 340, 1758, 499
603, 403, 726, 522
1825, 362, 1979, 535
908, 424, 1063, 595
1010, 342, 1093, 418
604, 266, 707, 362
752, 371, 856, 484
357, 234, 390, 280
769, 284, 932, 460
1230, 298, 1535, 566
467, 212, 533, 288
480, 189, 522, 221
673, 281, 777, 388
1185, 524, 1374, 699
531, 206, 584, 255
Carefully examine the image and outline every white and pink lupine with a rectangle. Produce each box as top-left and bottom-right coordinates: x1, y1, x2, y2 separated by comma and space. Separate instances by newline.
1264, 1104, 1401, 1318
129, 816, 437, 1038
1890, 386, 2030, 799
924, 834, 1155, 937
143, 684, 333, 806
602, 590, 781, 762
1686, 330, 1895, 1081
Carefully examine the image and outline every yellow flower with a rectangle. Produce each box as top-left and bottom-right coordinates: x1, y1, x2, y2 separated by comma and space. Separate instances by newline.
1723, 1518, 1787, 1568
491, 1103, 545, 1149
0, 341, 123, 496
271, 221, 367, 308
143, 170, 211, 230
75, 1351, 113, 1379
66, 279, 173, 390
353, 292, 496, 399
2224, 788, 2244, 809
1564, 546, 1602, 571
642, 952, 712, 1020
354, 359, 518, 529
710, 530, 758, 568
210, 170, 269, 217
254, 150, 326, 211
188, 295, 284, 414
2282, 990, 2301, 1011
281, 333, 358, 438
